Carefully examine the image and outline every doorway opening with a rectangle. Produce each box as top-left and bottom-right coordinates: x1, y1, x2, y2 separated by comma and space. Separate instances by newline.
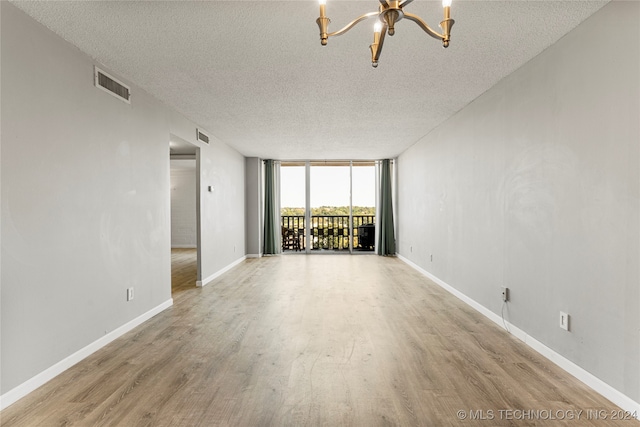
169, 135, 200, 294
280, 161, 376, 254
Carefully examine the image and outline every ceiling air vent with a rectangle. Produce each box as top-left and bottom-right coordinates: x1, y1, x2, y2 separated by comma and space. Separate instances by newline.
94, 66, 131, 104
197, 129, 210, 144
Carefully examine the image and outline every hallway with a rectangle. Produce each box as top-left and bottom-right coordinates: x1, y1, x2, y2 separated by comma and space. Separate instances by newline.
171, 248, 198, 296
1, 255, 636, 426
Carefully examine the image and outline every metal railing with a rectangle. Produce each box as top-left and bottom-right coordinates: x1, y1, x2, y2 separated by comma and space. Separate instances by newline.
281, 215, 375, 251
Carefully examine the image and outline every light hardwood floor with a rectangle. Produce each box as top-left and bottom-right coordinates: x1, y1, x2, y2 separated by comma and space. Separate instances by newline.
2, 252, 638, 426
171, 248, 199, 295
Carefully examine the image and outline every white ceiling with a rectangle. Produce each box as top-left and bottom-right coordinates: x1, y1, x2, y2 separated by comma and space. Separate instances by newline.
12, 0, 608, 160
170, 137, 198, 156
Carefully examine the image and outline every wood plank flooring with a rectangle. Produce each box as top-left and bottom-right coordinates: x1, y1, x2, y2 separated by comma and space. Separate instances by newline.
171, 248, 198, 295
2, 252, 638, 426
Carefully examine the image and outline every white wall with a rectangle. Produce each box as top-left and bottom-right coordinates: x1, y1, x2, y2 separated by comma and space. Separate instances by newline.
398, 1, 639, 405
198, 143, 246, 281
1, 2, 246, 404
0, 2, 172, 395
170, 161, 197, 248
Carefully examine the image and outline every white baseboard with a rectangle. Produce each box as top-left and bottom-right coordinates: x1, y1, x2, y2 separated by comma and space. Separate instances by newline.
196, 256, 246, 287
171, 245, 197, 249
397, 254, 640, 417
245, 253, 262, 258
0, 298, 173, 411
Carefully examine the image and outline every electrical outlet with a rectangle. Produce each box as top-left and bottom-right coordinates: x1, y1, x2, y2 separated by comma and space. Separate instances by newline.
501, 287, 509, 302
127, 287, 134, 301
559, 311, 569, 331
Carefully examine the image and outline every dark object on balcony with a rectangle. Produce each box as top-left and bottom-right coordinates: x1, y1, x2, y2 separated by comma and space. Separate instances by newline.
358, 223, 375, 250
282, 227, 301, 251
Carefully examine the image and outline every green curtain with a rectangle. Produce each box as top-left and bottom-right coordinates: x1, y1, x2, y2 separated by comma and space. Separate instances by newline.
263, 160, 280, 255
377, 159, 396, 255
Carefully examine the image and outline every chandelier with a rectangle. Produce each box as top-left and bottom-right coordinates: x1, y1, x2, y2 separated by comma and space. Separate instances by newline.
316, 0, 454, 68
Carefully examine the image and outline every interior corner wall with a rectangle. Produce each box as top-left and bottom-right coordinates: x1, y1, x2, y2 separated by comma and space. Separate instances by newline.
397, 1, 639, 404
170, 162, 197, 248
245, 157, 263, 257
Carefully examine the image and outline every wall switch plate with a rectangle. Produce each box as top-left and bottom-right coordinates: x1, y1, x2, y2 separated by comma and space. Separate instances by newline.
127, 287, 134, 301
501, 287, 509, 302
559, 311, 569, 331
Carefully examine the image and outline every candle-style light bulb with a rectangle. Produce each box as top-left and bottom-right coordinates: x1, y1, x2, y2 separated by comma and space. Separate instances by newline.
441, 0, 452, 47
317, 0, 329, 45
319, 0, 327, 17
371, 21, 382, 67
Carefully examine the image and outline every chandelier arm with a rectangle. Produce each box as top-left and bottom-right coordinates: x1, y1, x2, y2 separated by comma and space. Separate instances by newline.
403, 12, 445, 40
398, 0, 414, 8
327, 11, 380, 38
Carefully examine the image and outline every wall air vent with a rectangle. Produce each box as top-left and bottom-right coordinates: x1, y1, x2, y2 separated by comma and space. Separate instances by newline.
196, 129, 210, 144
94, 66, 131, 104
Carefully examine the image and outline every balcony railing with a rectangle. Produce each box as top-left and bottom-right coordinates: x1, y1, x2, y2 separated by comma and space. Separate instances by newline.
281, 215, 375, 252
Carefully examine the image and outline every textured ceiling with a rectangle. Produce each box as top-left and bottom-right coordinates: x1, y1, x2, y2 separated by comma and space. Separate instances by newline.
12, 0, 608, 160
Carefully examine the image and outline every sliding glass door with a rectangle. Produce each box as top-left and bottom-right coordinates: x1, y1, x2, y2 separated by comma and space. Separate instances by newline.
351, 163, 376, 251
280, 161, 375, 253
310, 163, 351, 251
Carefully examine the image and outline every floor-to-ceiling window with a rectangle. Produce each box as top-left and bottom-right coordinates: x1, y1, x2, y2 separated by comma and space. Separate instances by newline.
280, 163, 306, 251
280, 161, 375, 253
